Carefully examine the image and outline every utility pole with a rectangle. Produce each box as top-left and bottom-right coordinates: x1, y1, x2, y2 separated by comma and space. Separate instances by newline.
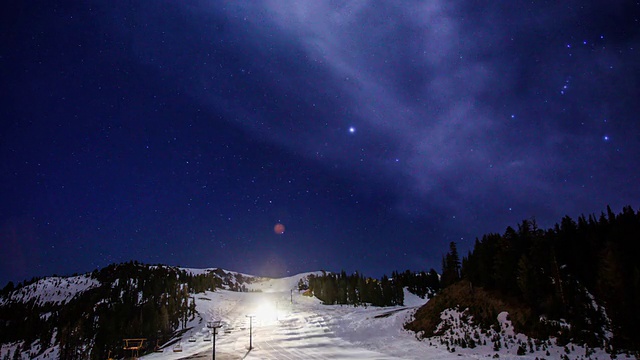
207, 320, 222, 360
246, 315, 256, 350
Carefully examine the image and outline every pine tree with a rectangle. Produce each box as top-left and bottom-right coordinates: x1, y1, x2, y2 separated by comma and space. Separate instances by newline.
441, 242, 461, 287
516, 254, 537, 305
189, 297, 197, 320
160, 304, 170, 333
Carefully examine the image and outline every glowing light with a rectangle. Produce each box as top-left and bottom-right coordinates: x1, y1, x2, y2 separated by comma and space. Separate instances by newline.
250, 301, 279, 324
349, 127, 356, 133
274, 223, 285, 234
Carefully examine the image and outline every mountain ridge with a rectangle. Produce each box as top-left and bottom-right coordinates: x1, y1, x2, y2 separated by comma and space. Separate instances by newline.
0, 259, 637, 359
0, 261, 341, 360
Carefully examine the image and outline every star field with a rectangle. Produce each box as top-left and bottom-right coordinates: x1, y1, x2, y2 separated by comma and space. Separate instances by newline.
1, 1, 639, 285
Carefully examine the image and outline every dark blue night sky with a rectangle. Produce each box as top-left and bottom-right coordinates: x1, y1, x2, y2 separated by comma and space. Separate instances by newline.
1, 1, 639, 285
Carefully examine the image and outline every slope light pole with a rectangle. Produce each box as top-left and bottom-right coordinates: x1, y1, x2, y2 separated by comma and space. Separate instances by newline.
207, 320, 222, 360
246, 314, 256, 350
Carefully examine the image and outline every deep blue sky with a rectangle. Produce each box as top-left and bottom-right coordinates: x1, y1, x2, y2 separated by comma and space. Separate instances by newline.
1, 1, 639, 285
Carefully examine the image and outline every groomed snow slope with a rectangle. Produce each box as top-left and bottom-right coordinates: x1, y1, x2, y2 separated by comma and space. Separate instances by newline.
138, 275, 611, 360
142, 276, 424, 360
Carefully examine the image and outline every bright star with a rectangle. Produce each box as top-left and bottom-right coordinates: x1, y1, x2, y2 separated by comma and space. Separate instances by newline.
603, 135, 610, 141
349, 127, 356, 134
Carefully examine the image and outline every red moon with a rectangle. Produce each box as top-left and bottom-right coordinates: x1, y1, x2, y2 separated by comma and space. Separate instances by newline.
274, 223, 285, 235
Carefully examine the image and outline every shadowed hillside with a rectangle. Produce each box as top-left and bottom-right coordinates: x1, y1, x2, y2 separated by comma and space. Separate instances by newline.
406, 205, 640, 354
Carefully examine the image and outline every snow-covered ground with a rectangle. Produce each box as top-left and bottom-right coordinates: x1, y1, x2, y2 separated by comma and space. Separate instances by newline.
0, 271, 616, 359
141, 281, 422, 360
0, 275, 98, 306
138, 275, 611, 360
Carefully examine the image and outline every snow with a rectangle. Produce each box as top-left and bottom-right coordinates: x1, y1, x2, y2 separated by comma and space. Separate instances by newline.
403, 287, 427, 307
497, 311, 515, 337
179, 267, 223, 276
423, 307, 612, 360
1, 340, 59, 360
142, 280, 414, 360
2, 271, 619, 359
244, 271, 323, 292
0, 275, 98, 306
178, 267, 256, 279
137, 276, 613, 360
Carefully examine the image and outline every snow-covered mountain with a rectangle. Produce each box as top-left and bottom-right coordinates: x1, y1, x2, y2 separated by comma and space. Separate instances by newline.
0, 263, 629, 360
0, 263, 331, 360
0, 275, 99, 307
0, 266, 256, 307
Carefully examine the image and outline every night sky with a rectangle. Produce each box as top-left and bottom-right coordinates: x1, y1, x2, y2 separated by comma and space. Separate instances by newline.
2, 1, 639, 286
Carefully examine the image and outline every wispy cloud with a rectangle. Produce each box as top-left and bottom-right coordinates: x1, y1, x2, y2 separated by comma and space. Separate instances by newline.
186, 0, 639, 228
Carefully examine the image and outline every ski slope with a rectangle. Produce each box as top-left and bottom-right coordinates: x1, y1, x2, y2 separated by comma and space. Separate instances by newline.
140, 274, 611, 360
141, 275, 434, 359
0, 270, 619, 359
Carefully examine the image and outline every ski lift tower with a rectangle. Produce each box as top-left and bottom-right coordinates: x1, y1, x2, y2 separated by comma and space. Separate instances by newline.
246, 314, 256, 350
207, 320, 223, 360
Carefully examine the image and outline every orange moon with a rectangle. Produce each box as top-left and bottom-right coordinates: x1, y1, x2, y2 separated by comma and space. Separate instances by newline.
274, 223, 285, 235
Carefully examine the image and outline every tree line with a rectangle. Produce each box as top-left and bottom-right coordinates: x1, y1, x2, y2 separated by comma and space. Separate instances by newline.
442, 205, 640, 350
304, 269, 440, 307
